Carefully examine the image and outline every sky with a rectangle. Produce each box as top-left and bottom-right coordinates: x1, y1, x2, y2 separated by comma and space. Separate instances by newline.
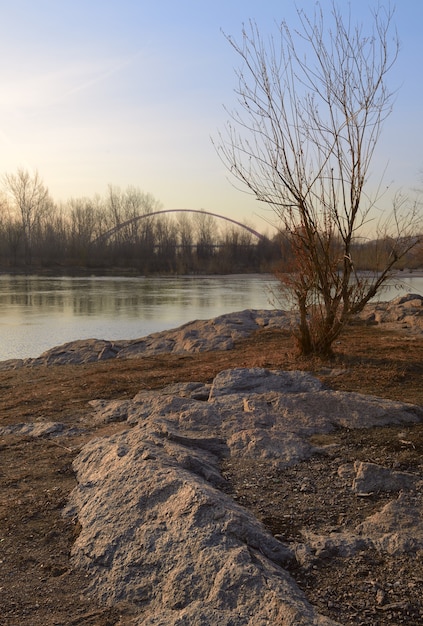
0, 0, 422, 233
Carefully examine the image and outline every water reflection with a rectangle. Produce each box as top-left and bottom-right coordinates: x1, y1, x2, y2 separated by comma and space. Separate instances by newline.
0, 276, 270, 317
0, 275, 278, 360
0, 273, 421, 361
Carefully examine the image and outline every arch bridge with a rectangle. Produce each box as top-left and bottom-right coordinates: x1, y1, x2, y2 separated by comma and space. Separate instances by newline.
93, 209, 266, 243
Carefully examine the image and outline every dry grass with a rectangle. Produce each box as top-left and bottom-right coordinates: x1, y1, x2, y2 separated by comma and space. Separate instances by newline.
0, 322, 422, 625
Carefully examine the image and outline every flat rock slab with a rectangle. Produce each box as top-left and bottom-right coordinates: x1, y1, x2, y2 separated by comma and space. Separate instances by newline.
65, 367, 422, 625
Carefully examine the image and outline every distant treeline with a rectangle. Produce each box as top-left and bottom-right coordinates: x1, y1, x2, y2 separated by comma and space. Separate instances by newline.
0, 169, 421, 274
0, 170, 281, 274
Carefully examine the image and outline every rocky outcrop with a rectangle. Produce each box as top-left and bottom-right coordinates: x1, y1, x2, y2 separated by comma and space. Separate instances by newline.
64, 367, 422, 625
357, 293, 423, 333
1, 294, 421, 622
0, 309, 293, 369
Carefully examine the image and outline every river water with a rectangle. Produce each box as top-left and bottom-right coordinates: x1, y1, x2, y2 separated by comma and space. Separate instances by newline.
0, 273, 422, 361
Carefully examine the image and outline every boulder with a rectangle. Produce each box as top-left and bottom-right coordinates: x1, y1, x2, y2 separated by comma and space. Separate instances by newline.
37, 338, 123, 366
14, 309, 292, 367
65, 431, 333, 626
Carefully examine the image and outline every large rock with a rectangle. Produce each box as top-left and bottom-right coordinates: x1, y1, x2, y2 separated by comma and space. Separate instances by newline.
65, 367, 422, 624
24, 309, 294, 367
65, 432, 327, 626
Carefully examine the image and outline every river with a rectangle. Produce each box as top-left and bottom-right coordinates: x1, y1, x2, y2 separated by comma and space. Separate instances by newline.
0, 273, 422, 361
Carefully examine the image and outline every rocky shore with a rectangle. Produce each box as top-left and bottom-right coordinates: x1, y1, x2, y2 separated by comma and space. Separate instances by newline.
64, 367, 422, 625
1, 293, 422, 370
0, 293, 422, 625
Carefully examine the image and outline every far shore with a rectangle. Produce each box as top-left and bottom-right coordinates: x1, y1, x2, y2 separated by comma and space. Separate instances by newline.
392, 269, 423, 278
0, 267, 422, 279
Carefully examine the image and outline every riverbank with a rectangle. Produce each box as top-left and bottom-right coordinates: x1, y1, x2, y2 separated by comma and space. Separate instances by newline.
0, 272, 422, 362
1, 266, 422, 277
0, 302, 422, 625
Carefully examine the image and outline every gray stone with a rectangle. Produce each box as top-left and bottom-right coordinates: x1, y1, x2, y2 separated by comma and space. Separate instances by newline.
64, 366, 422, 624
65, 427, 338, 626
358, 293, 423, 332
0, 358, 24, 371
33, 338, 124, 366
208, 367, 324, 398
356, 490, 423, 555
10, 309, 292, 367
352, 461, 419, 494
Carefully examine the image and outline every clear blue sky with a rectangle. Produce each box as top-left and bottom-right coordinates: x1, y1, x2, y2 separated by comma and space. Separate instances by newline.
0, 1, 421, 230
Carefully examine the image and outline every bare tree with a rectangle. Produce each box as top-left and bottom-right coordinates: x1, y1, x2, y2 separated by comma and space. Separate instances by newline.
176, 212, 194, 272
216, 3, 421, 355
3, 169, 51, 265
193, 211, 218, 260
67, 197, 102, 265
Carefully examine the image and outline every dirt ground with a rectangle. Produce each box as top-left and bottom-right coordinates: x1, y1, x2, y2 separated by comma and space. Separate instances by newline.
0, 323, 422, 625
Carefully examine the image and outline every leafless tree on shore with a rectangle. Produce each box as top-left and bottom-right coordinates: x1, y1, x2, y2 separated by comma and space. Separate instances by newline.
215, 3, 421, 355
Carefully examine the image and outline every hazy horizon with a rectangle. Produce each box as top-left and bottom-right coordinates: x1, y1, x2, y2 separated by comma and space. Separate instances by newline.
0, 0, 422, 232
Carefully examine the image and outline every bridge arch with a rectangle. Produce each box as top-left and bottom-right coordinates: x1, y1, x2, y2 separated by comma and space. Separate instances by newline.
93, 209, 266, 243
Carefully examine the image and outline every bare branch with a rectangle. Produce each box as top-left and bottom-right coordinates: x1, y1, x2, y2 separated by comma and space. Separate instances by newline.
215, 2, 420, 356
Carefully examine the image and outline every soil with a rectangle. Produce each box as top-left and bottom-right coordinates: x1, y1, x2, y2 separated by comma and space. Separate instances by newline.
0, 323, 422, 625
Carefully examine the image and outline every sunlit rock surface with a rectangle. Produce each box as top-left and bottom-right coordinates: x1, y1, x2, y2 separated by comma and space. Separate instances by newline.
64, 367, 422, 625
